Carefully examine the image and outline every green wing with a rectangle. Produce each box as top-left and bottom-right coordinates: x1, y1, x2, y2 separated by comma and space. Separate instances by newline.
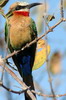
31, 18, 37, 39
5, 22, 14, 52
5, 22, 8, 42
5, 22, 20, 73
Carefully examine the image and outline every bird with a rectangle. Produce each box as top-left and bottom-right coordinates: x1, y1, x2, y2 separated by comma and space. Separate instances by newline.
5, 2, 42, 100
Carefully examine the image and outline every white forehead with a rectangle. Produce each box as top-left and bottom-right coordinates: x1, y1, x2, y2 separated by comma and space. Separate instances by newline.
18, 2, 28, 6
17, 2, 29, 11
10, 2, 29, 11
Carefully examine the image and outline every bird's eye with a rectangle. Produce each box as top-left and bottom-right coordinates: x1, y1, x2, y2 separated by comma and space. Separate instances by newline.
15, 6, 20, 10
15, 6, 26, 10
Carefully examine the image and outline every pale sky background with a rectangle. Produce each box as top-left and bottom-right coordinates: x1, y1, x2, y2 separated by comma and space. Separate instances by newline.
0, 0, 66, 100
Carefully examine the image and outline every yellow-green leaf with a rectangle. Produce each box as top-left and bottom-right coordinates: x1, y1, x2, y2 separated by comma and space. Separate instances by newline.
32, 39, 50, 70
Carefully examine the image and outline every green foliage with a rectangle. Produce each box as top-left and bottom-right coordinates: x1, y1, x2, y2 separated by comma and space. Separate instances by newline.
0, 0, 9, 7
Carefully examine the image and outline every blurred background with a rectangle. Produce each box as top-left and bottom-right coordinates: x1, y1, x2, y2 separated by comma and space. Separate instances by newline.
0, 0, 66, 100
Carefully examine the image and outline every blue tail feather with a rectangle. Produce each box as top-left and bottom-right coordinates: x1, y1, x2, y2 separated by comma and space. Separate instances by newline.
11, 45, 36, 100
19, 55, 32, 76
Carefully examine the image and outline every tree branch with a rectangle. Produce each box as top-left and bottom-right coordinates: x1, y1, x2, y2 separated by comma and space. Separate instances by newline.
3, 18, 66, 61
0, 0, 9, 7
32, 90, 66, 98
60, 0, 64, 18
0, 61, 36, 100
0, 82, 31, 94
1, 81, 66, 98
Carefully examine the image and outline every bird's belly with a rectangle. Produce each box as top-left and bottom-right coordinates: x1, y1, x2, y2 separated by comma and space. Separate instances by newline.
10, 24, 31, 50
9, 15, 32, 50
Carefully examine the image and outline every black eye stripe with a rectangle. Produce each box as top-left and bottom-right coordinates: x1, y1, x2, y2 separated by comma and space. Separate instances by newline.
15, 6, 26, 10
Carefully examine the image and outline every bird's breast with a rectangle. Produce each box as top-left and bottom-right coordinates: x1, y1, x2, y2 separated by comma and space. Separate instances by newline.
9, 15, 32, 50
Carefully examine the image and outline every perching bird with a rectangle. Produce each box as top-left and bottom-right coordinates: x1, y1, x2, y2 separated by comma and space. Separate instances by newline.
5, 2, 42, 100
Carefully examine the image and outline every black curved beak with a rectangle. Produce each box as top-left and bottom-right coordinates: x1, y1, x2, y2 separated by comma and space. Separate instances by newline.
27, 3, 42, 9
15, 3, 42, 10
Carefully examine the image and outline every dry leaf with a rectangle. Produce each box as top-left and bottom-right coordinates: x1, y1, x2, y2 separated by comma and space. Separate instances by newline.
33, 39, 50, 70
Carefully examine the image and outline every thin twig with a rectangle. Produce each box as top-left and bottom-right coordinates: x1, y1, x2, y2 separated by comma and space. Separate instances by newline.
0, 64, 36, 100
6, 60, 18, 71
44, 0, 56, 100
1, 80, 66, 98
0, 82, 31, 94
60, 0, 64, 18
44, 1, 56, 100
31, 90, 66, 98
0, 0, 9, 7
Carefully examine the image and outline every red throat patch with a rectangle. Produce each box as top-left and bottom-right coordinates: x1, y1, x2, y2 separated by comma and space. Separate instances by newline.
13, 11, 29, 16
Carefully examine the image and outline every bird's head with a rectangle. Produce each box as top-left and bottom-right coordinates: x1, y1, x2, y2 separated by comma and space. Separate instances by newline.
7, 2, 42, 17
